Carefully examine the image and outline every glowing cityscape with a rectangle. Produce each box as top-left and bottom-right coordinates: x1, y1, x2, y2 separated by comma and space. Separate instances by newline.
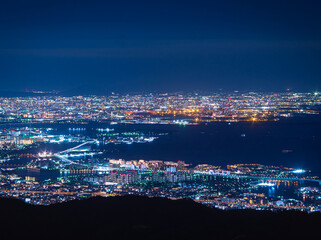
0, 92, 320, 124
1, 103, 321, 211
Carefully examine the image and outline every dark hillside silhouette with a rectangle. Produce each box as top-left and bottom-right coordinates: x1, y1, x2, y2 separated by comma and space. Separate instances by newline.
0, 196, 320, 240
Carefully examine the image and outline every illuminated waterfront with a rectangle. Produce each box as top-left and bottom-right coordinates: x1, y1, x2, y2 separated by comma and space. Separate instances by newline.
1, 115, 321, 211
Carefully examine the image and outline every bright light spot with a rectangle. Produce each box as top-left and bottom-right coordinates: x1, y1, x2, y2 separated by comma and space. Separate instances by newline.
258, 182, 275, 187
38, 151, 53, 157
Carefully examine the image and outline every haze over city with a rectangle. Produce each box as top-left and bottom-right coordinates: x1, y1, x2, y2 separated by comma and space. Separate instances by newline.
1, 1, 321, 239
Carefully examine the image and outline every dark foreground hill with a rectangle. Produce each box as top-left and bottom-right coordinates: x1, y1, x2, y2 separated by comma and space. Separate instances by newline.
0, 196, 320, 240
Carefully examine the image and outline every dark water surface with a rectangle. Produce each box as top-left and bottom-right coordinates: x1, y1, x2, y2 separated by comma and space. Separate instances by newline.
104, 119, 321, 176
2, 116, 321, 176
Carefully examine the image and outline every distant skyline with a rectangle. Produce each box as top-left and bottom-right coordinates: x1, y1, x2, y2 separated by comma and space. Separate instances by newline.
0, 0, 321, 93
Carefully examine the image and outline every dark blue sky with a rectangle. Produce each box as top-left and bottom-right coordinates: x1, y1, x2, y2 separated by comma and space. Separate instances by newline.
0, 0, 320, 93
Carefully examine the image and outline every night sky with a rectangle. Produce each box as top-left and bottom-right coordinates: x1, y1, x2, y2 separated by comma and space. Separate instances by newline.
0, 0, 320, 93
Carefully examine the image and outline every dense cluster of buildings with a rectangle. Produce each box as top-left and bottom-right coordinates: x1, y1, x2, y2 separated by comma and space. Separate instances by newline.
0, 92, 320, 123
0, 129, 37, 150
1, 150, 321, 211
0, 125, 320, 211
0, 92, 320, 211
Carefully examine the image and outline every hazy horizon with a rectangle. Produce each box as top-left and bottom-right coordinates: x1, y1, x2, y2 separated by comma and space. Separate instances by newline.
1, 0, 321, 93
